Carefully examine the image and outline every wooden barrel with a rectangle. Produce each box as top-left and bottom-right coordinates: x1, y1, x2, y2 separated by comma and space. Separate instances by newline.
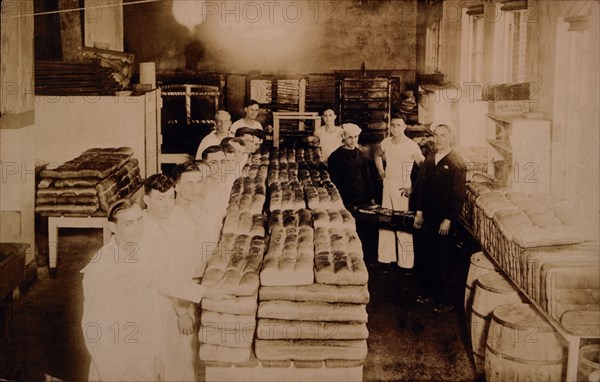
485, 303, 567, 382
464, 251, 499, 314
579, 344, 600, 382
470, 272, 522, 375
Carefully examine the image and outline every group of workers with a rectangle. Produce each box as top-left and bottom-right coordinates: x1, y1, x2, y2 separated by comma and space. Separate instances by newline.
80, 99, 466, 381
322, 111, 466, 314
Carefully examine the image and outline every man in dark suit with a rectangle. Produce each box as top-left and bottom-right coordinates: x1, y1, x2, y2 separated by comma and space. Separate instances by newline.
413, 123, 466, 313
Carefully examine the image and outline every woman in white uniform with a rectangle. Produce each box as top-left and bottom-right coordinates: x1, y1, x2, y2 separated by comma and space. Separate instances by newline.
375, 117, 424, 270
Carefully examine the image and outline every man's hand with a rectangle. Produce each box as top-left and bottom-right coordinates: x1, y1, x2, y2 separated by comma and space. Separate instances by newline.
204, 285, 236, 301
413, 211, 424, 229
399, 187, 411, 197
438, 219, 451, 235
177, 313, 195, 335
378, 171, 385, 180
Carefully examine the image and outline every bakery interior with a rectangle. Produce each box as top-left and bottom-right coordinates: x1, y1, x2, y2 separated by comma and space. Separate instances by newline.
0, 0, 599, 381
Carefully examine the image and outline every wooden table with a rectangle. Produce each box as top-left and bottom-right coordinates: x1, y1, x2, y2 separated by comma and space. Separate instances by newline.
46, 184, 143, 278
47, 215, 112, 278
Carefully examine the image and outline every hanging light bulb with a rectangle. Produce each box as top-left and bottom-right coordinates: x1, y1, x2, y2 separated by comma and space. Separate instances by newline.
171, 0, 206, 34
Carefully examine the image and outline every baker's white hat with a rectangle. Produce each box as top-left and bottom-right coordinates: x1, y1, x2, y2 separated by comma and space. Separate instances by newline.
341, 123, 362, 135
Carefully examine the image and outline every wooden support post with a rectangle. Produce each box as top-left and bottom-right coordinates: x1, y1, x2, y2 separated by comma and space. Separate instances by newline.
58, 0, 83, 61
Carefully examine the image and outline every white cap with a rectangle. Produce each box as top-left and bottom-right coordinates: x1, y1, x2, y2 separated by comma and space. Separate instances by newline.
430, 121, 453, 134
341, 123, 362, 135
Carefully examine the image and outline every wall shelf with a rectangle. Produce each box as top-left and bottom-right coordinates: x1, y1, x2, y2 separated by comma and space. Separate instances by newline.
485, 113, 551, 193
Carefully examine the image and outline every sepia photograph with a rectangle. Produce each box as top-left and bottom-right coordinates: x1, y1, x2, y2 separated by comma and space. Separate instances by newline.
0, 0, 599, 381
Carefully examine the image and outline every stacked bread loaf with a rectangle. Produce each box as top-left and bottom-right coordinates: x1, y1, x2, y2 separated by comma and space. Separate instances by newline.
255, 147, 369, 368
199, 151, 269, 364
36, 147, 141, 216
465, 180, 600, 328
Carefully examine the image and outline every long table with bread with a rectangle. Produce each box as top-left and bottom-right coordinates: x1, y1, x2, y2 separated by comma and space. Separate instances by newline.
198, 147, 368, 381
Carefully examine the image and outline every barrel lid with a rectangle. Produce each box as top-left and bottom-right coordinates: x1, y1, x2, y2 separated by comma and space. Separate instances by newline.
470, 251, 496, 270
477, 272, 515, 293
492, 303, 554, 332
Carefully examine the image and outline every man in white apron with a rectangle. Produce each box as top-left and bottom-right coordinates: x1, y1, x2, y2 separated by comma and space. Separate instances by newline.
374, 117, 424, 271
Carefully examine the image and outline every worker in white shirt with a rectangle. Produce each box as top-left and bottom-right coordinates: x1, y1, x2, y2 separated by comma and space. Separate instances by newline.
195, 110, 234, 160
141, 174, 233, 381
230, 99, 263, 134
313, 107, 344, 162
81, 199, 159, 381
171, 161, 222, 267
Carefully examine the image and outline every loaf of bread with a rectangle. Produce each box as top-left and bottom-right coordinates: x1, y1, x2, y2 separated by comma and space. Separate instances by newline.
279, 171, 289, 184
475, 192, 515, 218
36, 195, 98, 206
235, 211, 252, 236
239, 194, 253, 211
492, 210, 532, 241
258, 300, 368, 323
37, 187, 97, 197
53, 178, 99, 187
305, 187, 319, 209
199, 324, 254, 349
199, 343, 252, 363
270, 191, 283, 212
258, 283, 369, 304
297, 209, 312, 227
256, 319, 369, 340
329, 227, 349, 253
314, 226, 330, 254
35, 204, 99, 215
327, 210, 343, 227
340, 209, 355, 229
292, 189, 305, 210
254, 339, 367, 362
513, 226, 583, 248
251, 194, 265, 214
344, 229, 363, 255
250, 214, 266, 238
201, 309, 256, 328
327, 189, 344, 210
315, 251, 368, 286
317, 189, 331, 209
312, 211, 329, 229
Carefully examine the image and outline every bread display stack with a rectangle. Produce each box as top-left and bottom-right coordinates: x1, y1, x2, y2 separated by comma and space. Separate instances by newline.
256, 147, 370, 368
36, 147, 141, 216
464, 179, 600, 332
199, 150, 269, 364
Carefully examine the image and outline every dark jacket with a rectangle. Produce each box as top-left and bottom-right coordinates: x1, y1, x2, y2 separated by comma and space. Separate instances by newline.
328, 146, 374, 207
414, 150, 466, 223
